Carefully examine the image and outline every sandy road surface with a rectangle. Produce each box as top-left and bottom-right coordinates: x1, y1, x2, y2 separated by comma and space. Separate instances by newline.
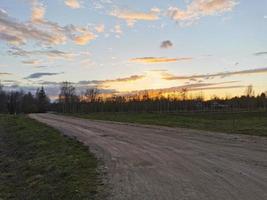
29, 113, 267, 200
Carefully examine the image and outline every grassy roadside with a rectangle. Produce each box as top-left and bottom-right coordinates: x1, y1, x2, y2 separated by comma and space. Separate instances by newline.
68, 112, 267, 137
0, 115, 103, 200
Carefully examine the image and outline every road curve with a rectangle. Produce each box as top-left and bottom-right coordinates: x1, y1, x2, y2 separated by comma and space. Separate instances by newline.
29, 113, 267, 200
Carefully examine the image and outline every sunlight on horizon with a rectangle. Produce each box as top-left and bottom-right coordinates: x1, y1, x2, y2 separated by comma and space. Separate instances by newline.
0, 0, 266, 99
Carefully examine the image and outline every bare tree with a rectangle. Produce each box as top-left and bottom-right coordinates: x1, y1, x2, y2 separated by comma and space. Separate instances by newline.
59, 82, 78, 113
180, 88, 188, 101
245, 85, 254, 97
84, 88, 99, 102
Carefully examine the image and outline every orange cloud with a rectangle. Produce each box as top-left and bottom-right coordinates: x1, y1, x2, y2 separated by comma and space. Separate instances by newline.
78, 75, 145, 86
30, 0, 46, 23
31, 3, 45, 22
65, 0, 80, 9
111, 8, 160, 26
168, 0, 238, 25
130, 57, 192, 63
74, 32, 96, 45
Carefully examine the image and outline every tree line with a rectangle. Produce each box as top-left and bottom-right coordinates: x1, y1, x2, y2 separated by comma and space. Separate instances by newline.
0, 84, 50, 114
52, 82, 267, 113
1, 81, 267, 114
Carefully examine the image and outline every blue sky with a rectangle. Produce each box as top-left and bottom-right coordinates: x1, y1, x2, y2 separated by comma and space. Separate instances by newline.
0, 0, 267, 99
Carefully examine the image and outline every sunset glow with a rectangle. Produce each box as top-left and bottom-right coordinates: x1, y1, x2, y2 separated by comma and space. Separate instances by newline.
0, 0, 266, 99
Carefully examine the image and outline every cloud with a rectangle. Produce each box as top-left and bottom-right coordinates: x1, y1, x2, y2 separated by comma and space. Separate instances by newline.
164, 67, 267, 80
254, 52, 267, 56
114, 24, 122, 34
160, 40, 173, 49
78, 80, 103, 85
74, 32, 96, 45
168, 0, 238, 25
22, 60, 40, 65
117, 81, 243, 98
65, 0, 80, 9
2, 84, 60, 100
78, 75, 145, 86
0, 72, 12, 76
37, 81, 61, 85
111, 8, 160, 26
36, 49, 75, 59
0, 32, 25, 45
1, 79, 18, 84
25, 72, 62, 79
0, 9, 95, 46
113, 24, 122, 37
0, 9, 65, 45
31, 1, 45, 22
63, 24, 96, 45
35, 66, 49, 68
107, 75, 145, 83
190, 85, 244, 91
130, 57, 192, 63
127, 81, 242, 95
80, 58, 93, 66
95, 24, 105, 33
9, 47, 75, 59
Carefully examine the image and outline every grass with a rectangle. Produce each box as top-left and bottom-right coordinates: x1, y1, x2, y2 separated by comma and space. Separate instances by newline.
69, 111, 267, 137
0, 115, 103, 200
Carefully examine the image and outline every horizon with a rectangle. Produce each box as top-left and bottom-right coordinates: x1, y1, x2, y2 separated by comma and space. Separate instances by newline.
0, 0, 267, 99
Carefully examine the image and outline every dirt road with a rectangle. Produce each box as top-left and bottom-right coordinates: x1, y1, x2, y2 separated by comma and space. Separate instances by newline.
30, 113, 267, 200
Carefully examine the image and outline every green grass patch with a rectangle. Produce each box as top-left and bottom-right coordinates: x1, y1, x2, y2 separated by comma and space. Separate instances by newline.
0, 115, 104, 200
70, 112, 267, 136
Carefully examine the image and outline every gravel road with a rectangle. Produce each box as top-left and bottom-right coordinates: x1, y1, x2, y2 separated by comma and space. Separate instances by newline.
29, 113, 267, 200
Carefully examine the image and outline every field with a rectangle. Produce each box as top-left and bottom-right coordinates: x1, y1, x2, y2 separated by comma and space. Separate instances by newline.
70, 111, 267, 136
0, 115, 103, 200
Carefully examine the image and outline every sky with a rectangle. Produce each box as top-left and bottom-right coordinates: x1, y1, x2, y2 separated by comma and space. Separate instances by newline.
0, 0, 267, 99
